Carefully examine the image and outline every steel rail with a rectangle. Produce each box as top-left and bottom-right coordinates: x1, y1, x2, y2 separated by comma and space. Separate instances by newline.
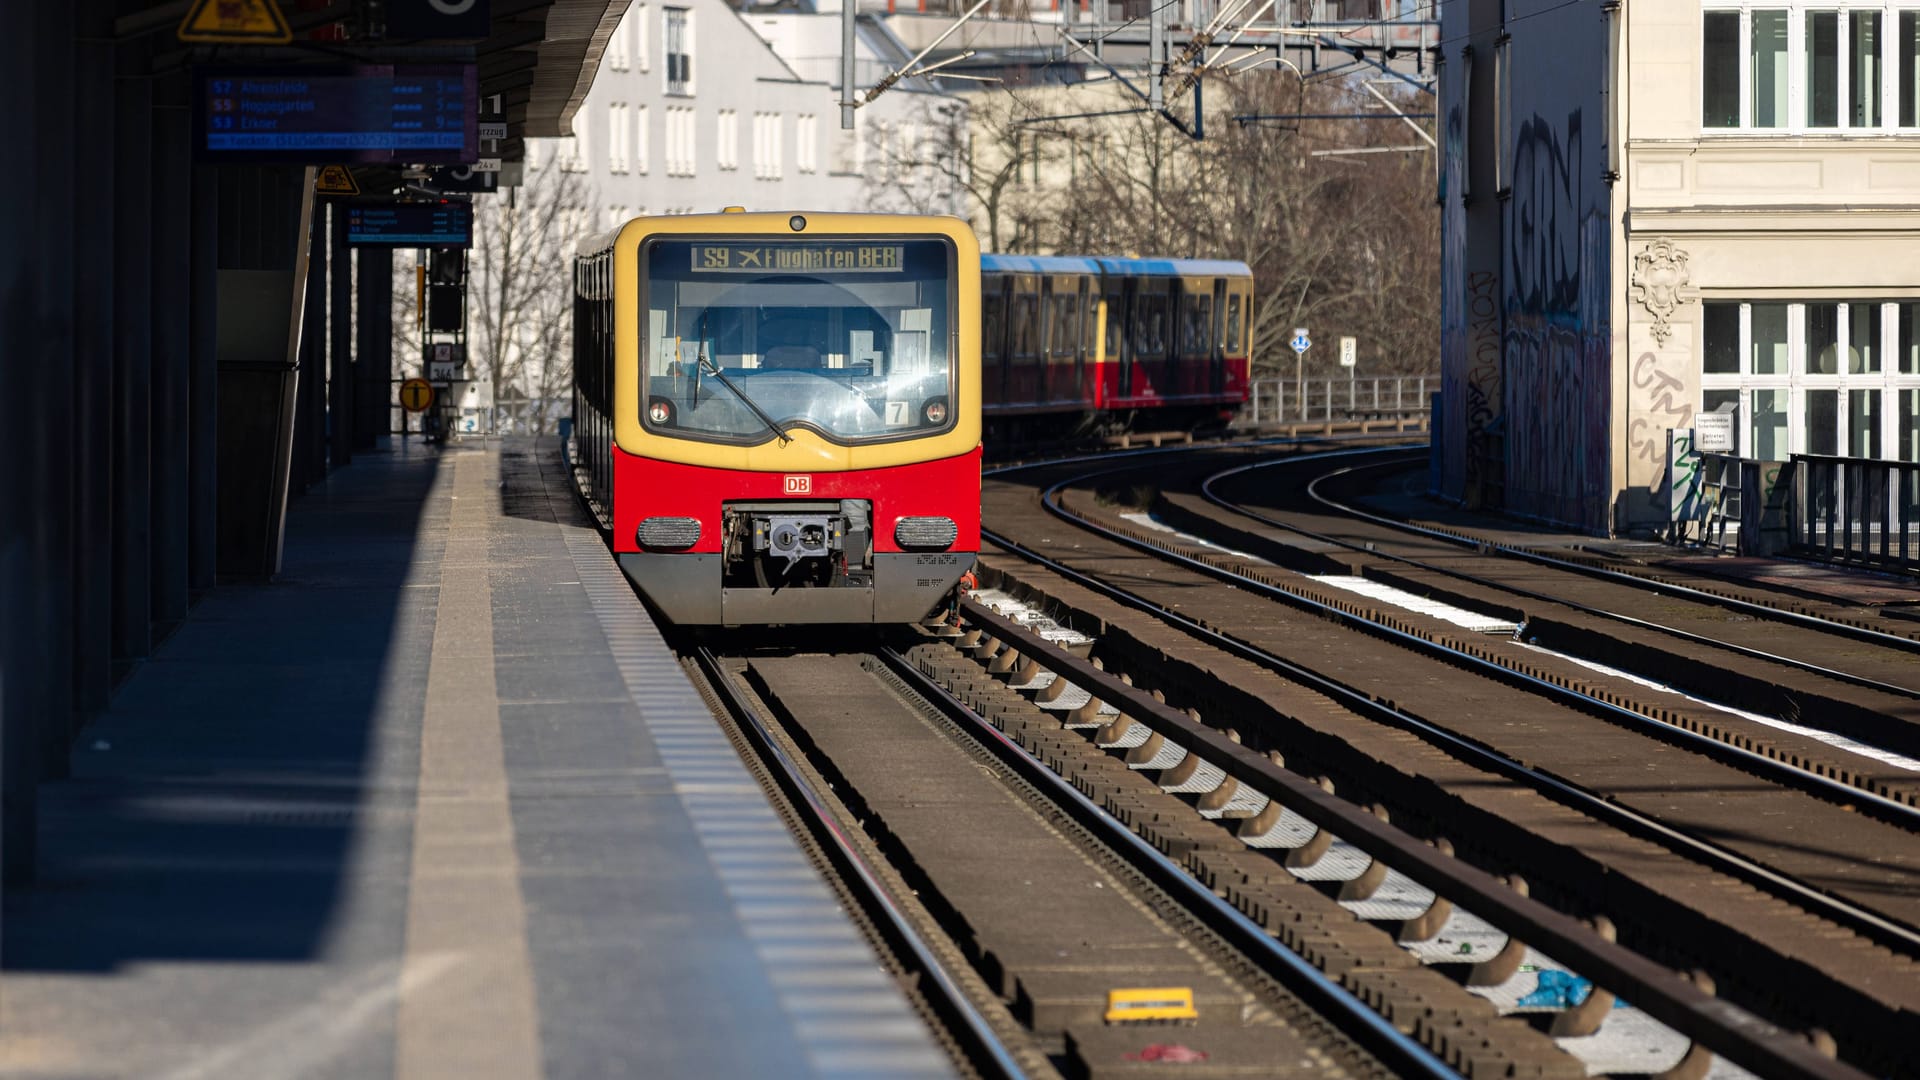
875, 647, 1460, 1080
980, 503, 1920, 958
1205, 454, 1920, 700
949, 597, 1869, 1080
1034, 472, 1920, 831
1308, 456, 1920, 655
691, 647, 1029, 1080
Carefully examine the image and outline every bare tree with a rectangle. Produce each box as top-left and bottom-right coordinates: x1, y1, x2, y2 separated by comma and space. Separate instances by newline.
935, 71, 1439, 379
468, 165, 595, 434
864, 93, 1051, 253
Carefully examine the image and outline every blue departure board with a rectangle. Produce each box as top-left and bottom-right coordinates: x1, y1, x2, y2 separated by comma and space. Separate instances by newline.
195, 65, 477, 164
346, 203, 474, 248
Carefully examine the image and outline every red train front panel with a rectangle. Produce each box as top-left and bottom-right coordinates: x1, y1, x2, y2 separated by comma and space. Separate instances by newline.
612, 446, 981, 625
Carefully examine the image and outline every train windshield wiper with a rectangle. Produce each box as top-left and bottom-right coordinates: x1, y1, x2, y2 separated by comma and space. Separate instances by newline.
697, 351, 792, 446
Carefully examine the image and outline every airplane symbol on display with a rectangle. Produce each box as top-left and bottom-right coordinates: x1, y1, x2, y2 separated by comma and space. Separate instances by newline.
738, 249, 764, 267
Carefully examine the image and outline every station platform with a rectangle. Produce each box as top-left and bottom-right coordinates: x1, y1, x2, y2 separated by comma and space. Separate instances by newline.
0, 438, 952, 1080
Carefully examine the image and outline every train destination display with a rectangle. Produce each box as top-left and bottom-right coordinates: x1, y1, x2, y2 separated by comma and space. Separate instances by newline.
689, 244, 907, 273
195, 65, 477, 164
346, 203, 474, 248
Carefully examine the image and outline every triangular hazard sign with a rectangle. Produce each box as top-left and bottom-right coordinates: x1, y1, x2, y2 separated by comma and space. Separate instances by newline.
315, 165, 361, 197
178, 0, 292, 44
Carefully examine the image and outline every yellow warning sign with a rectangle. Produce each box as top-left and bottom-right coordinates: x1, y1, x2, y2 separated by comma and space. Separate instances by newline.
400, 378, 435, 414
315, 165, 360, 197
178, 0, 292, 44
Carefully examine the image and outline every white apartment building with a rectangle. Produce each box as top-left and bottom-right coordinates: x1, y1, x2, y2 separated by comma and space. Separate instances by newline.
1438, 0, 1920, 533
530, 0, 963, 221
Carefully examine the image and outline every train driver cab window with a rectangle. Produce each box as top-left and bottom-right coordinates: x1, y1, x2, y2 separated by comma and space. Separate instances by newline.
640, 237, 955, 442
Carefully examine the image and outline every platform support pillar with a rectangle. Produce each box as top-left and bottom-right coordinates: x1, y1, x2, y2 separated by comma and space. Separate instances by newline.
216, 167, 315, 580
330, 203, 353, 466
112, 40, 154, 667
356, 249, 394, 448
151, 68, 193, 636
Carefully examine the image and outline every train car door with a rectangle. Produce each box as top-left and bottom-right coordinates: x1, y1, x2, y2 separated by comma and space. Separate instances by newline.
1006, 276, 1042, 405
1128, 275, 1171, 404
1210, 278, 1228, 398
1041, 272, 1080, 411
982, 272, 1010, 410
1106, 274, 1130, 402
1074, 276, 1095, 408
1222, 278, 1251, 404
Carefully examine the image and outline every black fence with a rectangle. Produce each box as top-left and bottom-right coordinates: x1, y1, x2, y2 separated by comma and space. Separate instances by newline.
1793, 454, 1920, 573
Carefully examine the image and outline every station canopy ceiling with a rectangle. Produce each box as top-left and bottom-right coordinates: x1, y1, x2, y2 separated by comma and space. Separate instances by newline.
117, 0, 628, 158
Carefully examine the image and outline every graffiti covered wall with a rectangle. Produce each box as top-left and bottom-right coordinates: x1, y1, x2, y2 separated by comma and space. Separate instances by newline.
1437, 0, 1506, 508
1500, 0, 1612, 532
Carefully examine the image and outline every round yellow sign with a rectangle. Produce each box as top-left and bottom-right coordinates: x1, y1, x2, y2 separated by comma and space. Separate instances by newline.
400, 377, 435, 413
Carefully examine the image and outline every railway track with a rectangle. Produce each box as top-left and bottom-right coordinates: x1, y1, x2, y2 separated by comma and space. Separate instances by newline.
973, 440, 1920, 1077
686, 638, 1440, 1080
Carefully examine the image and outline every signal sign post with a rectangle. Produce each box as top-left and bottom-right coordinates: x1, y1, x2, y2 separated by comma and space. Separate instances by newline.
1290, 328, 1310, 421
400, 378, 434, 414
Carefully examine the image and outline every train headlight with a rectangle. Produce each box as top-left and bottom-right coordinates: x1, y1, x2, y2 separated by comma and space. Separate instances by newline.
922, 399, 947, 425
638, 516, 701, 550
894, 516, 957, 550
648, 399, 673, 425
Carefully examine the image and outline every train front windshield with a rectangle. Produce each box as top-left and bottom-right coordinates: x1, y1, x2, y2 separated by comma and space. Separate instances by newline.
640, 237, 955, 443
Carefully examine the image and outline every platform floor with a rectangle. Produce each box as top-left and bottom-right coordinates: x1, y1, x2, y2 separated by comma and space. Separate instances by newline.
0, 438, 951, 1080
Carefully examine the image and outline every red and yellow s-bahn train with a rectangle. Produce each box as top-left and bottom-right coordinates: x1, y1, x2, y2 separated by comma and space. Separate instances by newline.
570, 210, 981, 626
980, 254, 1254, 430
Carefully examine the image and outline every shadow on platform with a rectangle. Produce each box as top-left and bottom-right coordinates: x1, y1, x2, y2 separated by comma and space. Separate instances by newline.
2, 444, 443, 972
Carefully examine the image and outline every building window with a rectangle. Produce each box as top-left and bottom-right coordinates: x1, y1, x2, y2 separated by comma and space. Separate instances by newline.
561, 113, 589, 173
665, 106, 695, 177
753, 112, 783, 180
1700, 298, 1920, 461
636, 104, 649, 174
636, 3, 650, 72
797, 114, 817, 173
608, 102, 629, 173
607, 16, 631, 71
1704, 11, 1742, 126
1704, 4, 1920, 133
717, 109, 738, 170
665, 7, 692, 95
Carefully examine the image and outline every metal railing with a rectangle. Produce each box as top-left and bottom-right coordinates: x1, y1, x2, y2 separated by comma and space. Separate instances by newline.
1793, 454, 1920, 573
1245, 375, 1434, 425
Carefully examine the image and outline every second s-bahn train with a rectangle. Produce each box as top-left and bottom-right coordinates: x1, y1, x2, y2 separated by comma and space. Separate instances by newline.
979, 254, 1254, 430
570, 210, 981, 626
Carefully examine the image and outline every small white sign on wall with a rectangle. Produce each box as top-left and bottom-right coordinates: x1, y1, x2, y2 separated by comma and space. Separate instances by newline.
1695, 410, 1735, 453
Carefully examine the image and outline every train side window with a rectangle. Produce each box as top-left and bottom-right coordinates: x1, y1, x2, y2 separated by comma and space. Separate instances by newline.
1049, 293, 1078, 358
1103, 289, 1123, 359
1132, 292, 1167, 359
1012, 294, 1040, 359
1180, 291, 1212, 357
982, 294, 1005, 362
1225, 291, 1244, 353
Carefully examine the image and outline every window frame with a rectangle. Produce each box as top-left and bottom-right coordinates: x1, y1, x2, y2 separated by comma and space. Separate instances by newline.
664, 7, 693, 96
1699, 297, 1920, 461
1701, 2, 1920, 135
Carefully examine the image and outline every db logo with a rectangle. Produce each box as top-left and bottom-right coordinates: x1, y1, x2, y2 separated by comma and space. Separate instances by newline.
783, 475, 811, 495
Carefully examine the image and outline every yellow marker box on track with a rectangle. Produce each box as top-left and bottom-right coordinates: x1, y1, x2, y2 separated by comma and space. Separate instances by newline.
1104, 987, 1199, 1024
